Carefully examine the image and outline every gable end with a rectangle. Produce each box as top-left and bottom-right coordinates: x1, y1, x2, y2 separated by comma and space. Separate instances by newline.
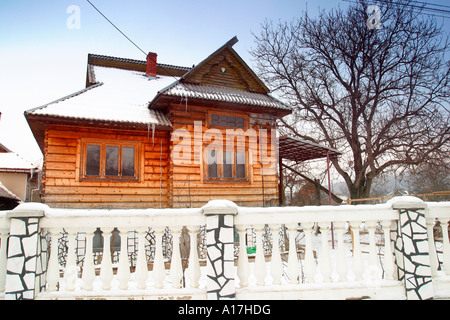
181, 38, 269, 94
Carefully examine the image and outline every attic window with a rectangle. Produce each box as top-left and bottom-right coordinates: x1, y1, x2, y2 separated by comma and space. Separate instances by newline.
81, 139, 139, 181
210, 113, 245, 128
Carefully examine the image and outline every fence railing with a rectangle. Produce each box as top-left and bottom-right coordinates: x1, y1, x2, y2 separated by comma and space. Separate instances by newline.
0, 197, 449, 300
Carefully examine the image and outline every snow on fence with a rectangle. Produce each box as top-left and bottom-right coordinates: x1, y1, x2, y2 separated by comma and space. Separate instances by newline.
0, 197, 449, 300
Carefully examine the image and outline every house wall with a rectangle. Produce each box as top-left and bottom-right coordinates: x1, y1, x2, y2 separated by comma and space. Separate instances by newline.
42, 105, 279, 209
0, 172, 28, 200
42, 124, 170, 209
169, 103, 279, 208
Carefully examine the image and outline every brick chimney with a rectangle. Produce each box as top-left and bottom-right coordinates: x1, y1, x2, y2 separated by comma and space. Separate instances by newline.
146, 52, 158, 77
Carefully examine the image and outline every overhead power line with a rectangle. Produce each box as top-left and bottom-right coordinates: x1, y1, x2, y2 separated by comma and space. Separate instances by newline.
342, 0, 450, 19
376, 0, 450, 14
86, 0, 147, 57
397, 0, 450, 10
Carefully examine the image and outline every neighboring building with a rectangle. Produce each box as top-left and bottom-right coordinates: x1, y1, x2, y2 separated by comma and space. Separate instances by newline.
25, 37, 292, 209
0, 142, 40, 207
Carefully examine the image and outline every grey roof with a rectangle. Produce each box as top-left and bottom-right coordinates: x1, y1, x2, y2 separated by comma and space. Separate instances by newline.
160, 83, 291, 111
87, 54, 192, 72
278, 136, 342, 162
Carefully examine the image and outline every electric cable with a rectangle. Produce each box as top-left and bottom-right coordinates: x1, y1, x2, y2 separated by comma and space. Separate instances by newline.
342, 0, 450, 19
86, 0, 147, 56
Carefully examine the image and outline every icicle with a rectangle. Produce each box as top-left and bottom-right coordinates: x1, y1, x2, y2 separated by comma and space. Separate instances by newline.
146, 123, 156, 145
179, 96, 188, 113
152, 123, 156, 146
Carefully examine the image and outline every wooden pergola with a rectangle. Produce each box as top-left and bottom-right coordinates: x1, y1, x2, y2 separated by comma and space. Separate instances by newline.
278, 135, 342, 205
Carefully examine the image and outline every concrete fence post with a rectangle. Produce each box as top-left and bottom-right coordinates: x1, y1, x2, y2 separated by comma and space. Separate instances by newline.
202, 200, 238, 300
4, 203, 49, 300
389, 196, 434, 300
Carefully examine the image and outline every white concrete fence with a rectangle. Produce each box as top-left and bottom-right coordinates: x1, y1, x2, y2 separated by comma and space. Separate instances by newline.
0, 197, 449, 300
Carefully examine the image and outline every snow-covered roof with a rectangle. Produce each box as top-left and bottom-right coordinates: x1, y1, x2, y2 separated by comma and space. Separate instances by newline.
160, 82, 291, 111
27, 66, 175, 127
0, 150, 36, 172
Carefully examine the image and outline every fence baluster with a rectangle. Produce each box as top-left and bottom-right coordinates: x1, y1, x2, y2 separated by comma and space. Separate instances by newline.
0, 231, 8, 292
46, 231, 60, 292
270, 224, 282, 285
152, 227, 165, 289
303, 222, 316, 283
426, 218, 439, 277
366, 221, 380, 280
287, 224, 300, 284
135, 229, 148, 289
64, 229, 78, 291
170, 228, 183, 289
335, 221, 348, 281
318, 222, 331, 282
254, 225, 266, 286
237, 227, 250, 287
381, 220, 396, 280
100, 230, 113, 290
350, 221, 363, 281
440, 219, 450, 275
117, 230, 130, 290
188, 227, 200, 288
82, 229, 95, 291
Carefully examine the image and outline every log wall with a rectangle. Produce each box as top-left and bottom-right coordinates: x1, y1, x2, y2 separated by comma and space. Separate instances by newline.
42, 125, 170, 209
169, 103, 278, 208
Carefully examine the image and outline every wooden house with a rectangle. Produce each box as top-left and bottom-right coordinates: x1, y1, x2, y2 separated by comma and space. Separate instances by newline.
25, 37, 292, 209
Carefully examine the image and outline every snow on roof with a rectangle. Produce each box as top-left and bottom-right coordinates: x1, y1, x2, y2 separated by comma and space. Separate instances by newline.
0, 150, 36, 172
27, 66, 177, 127
160, 82, 291, 111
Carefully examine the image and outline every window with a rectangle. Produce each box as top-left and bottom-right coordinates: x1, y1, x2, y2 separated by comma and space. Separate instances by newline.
210, 113, 245, 128
81, 139, 139, 180
206, 149, 247, 181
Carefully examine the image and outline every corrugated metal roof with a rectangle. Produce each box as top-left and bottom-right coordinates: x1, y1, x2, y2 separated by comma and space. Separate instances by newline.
161, 83, 291, 111
88, 53, 192, 72
26, 66, 174, 128
278, 136, 342, 162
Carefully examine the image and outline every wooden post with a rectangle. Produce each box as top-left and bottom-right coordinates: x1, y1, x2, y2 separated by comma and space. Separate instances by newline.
278, 155, 284, 206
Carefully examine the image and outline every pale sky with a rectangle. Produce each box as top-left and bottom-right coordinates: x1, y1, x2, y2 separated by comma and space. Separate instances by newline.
0, 0, 448, 163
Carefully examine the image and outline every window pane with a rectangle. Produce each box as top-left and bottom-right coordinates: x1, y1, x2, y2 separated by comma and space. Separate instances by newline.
223, 151, 232, 178
219, 115, 227, 126
86, 144, 101, 176
105, 146, 119, 176
237, 117, 244, 128
208, 149, 218, 178
236, 152, 246, 178
122, 147, 135, 177
211, 114, 219, 125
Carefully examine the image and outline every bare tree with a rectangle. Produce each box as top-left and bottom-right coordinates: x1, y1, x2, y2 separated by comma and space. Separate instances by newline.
252, 0, 450, 199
